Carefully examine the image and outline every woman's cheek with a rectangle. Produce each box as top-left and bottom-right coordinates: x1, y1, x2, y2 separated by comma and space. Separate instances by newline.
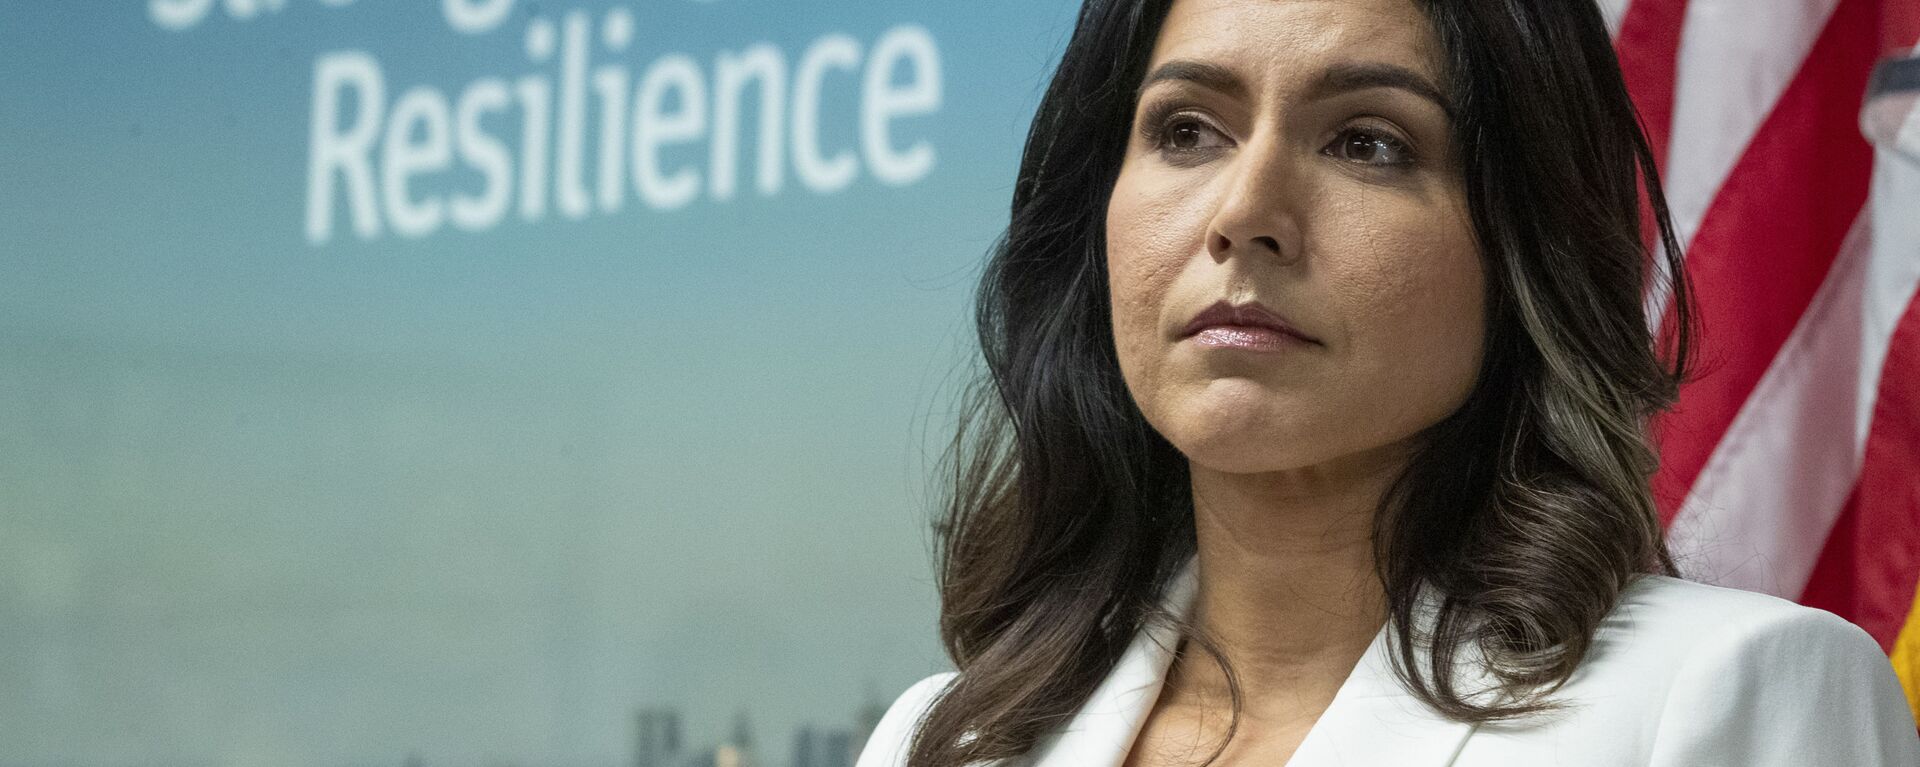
1330, 228, 1484, 423
1108, 252, 1172, 403
1108, 192, 1196, 386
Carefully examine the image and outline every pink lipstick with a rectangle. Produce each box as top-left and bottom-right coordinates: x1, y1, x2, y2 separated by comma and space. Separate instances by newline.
1179, 299, 1320, 351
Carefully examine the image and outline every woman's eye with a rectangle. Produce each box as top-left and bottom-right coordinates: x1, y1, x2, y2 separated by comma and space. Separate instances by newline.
1325, 127, 1414, 167
1155, 115, 1228, 152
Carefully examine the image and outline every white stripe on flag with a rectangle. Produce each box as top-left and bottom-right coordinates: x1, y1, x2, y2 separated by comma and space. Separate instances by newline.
1597, 0, 1630, 40
1641, 0, 1839, 325
1667, 0, 1838, 247
1665, 212, 1872, 596
1665, 51, 1920, 598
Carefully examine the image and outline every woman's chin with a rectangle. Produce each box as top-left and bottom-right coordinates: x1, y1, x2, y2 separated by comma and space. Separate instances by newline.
1161, 423, 1326, 476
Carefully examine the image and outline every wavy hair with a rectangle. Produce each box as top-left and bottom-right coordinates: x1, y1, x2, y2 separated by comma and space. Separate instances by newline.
909, 1, 1695, 765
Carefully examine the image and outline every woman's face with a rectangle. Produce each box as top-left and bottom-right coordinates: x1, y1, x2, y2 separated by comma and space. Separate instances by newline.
1106, 0, 1484, 477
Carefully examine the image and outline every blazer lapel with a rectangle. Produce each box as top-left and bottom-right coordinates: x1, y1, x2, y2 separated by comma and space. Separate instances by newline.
1281, 598, 1479, 767
1023, 560, 1199, 767
1026, 557, 1478, 767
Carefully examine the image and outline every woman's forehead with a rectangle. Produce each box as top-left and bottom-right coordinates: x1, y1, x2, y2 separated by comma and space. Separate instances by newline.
1148, 0, 1445, 85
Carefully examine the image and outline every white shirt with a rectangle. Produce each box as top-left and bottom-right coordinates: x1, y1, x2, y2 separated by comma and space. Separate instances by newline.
857, 556, 1920, 766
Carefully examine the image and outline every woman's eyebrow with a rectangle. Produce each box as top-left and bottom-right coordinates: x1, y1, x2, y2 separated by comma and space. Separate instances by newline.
1136, 58, 1452, 119
1307, 61, 1454, 118
1136, 59, 1248, 101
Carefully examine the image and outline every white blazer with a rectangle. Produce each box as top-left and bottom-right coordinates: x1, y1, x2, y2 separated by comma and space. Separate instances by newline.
857, 556, 1920, 766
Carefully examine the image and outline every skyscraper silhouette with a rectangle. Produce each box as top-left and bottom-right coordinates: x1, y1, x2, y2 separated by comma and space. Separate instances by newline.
793, 724, 855, 767
853, 686, 887, 759
719, 710, 754, 767
731, 710, 753, 753
635, 707, 683, 767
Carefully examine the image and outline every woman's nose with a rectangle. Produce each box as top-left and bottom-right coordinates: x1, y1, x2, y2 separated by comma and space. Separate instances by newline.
1205, 140, 1303, 264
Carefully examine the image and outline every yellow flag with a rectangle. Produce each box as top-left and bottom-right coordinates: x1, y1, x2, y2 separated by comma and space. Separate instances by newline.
1892, 582, 1920, 725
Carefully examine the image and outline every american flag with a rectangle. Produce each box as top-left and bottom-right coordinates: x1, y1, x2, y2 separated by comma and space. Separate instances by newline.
1600, 0, 1920, 719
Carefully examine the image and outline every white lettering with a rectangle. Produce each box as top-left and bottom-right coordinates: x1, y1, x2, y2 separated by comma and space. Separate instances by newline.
452, 78, 514, 232
442, 0, 514, 35
516, 18, 556, 222
296, 24, 948, 243
631, 55, 708, 210
792, 34, 862, 194
149, 0, 215, 30
305, 51, 385, 244
381, 87, 453, 238
710, 45, 787, 200
222, 0, 266, 21
595, 8, 636, 212
554, 11, 593, 220
593, 64, 632, 212
862, 25, 941, 186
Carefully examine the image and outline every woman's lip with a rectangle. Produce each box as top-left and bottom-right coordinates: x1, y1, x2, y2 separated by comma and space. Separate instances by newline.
1180, 300, 1321, 345
1188, 325, 1308, 351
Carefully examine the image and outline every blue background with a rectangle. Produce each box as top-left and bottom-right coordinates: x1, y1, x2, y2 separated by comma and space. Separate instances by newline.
0, 1, 1082, 765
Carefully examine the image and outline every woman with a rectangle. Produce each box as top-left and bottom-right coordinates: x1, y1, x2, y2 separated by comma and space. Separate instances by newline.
858, 0, 1920, 765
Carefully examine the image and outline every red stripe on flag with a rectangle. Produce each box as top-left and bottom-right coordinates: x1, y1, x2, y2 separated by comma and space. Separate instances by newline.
1615, 0, 1690, 170
1887, 0, 1920, 55
1801, 286, 1920, 651
1649, 0, 1880, 523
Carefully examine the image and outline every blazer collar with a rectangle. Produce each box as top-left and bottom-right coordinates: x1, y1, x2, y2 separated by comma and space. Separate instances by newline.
1022, 555, 1479, 767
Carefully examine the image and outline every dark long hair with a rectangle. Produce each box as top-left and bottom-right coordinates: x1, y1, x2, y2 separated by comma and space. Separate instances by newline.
911, 1, 1695, 765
